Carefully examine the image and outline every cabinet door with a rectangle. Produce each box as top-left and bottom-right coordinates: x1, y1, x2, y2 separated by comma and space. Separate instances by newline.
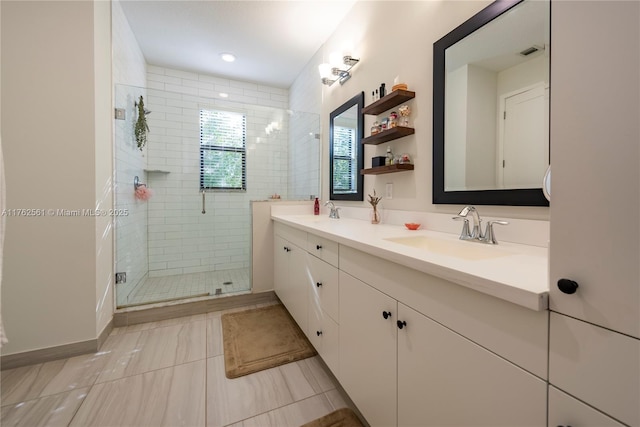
397, 303, 546, 427
339, 271, 397, 427
549, 0, 639, 338
549, 386, 626, 427
273, 235, 288, 297
286, 244, 309, 333
549, 313, 640, 426
308, 304, 340, 377
274, 236, 308, 333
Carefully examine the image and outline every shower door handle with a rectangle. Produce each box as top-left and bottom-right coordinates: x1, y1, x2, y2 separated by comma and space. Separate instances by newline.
201, 190, 206, 214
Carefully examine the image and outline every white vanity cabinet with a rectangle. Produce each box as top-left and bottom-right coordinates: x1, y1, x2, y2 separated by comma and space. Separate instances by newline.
549, 2, 640, 425
339, 247, 547, 427
274, 223, 340, 376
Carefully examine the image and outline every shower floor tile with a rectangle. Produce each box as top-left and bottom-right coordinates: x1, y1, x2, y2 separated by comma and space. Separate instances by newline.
1, 303, 356, 427
125, 268, 250, 306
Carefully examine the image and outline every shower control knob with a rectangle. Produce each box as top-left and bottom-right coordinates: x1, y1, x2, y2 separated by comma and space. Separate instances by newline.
382, 311, 392, 319
397, 320, 407, 329
316, 282, 322, 288
557, 278, 579, 294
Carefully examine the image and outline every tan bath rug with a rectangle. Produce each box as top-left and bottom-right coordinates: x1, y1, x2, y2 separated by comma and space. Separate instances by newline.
222, 304, 316, 378
300, 408, 365, 427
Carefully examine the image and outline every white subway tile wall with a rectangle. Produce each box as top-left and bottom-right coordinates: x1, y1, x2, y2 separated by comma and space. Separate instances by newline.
144, 66, 317, 278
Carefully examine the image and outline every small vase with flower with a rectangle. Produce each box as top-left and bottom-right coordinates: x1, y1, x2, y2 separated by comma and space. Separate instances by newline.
368, 189, 382, 224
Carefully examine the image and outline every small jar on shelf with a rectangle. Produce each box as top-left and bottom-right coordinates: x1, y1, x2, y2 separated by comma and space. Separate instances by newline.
398, 105, 411, 127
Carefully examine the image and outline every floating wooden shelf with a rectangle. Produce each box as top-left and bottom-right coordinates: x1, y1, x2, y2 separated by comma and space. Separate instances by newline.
362, 127, 415, 145
363, 89, 416, 115
361, 164, 415, 175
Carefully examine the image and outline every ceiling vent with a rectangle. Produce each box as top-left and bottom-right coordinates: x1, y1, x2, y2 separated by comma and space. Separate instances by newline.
520, 45, 544, 56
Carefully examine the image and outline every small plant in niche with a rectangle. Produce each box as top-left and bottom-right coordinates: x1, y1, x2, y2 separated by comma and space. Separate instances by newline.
134, 95, 150, 151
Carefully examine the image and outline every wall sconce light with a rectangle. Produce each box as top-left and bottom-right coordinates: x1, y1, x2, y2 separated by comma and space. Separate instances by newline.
319, 55, 360, 86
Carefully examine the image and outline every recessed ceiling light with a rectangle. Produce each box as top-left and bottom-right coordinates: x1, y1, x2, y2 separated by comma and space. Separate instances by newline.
220, 53, 236, 63
219, 93, 229, 98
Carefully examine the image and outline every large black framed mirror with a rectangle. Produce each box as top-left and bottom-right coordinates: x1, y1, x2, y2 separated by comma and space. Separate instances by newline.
433, 0, 550, 206
330, 92, 364, 201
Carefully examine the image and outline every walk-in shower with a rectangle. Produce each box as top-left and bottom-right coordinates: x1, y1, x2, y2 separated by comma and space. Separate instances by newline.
114, 83, 319, 308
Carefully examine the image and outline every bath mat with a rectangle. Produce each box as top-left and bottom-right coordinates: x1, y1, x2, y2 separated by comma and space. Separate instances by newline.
301, 408, 364, 427
222, 304, 316, 378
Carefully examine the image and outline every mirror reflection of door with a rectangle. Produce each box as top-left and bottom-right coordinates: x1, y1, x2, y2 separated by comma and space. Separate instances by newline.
499, 83, 549, 188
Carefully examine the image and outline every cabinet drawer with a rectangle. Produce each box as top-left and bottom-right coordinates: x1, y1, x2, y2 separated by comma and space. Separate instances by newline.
549, 385, 625, 427
307, 233, 339, 267
308, 255, 339, 322
549, 312, 640, 426
274, 222, 307, 249
308, 304, 339, 378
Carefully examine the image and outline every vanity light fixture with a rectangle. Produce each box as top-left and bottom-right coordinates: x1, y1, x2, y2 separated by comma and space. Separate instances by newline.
319, 54, 360, 86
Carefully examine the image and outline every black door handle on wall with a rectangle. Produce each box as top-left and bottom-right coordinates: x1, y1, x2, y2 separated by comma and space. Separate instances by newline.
557, 278, 579, 294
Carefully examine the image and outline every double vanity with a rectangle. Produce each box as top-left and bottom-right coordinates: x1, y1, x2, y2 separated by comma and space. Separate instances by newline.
272, 209, 550, 426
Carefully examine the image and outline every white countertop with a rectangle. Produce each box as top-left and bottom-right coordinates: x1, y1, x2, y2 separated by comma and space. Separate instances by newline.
271, 214, 549, 311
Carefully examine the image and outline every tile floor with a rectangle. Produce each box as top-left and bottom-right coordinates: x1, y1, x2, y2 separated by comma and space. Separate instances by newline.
1, 302, 352, 426
124, 268, 251, 307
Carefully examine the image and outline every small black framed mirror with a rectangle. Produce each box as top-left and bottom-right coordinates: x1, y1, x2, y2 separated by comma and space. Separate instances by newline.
433, 0, 550, 206
330, 92, 364, 201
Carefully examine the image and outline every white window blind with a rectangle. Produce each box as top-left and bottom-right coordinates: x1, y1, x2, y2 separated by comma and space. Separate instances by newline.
200, 109, 247, 191
333, 126, 356, 193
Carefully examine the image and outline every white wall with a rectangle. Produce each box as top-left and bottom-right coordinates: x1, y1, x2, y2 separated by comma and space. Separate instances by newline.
1, 1, 112, 355
316, 0, 549, 220
143, 65, 290, 277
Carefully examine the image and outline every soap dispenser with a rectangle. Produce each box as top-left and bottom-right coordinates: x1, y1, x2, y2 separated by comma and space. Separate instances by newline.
314, 197, 320, 215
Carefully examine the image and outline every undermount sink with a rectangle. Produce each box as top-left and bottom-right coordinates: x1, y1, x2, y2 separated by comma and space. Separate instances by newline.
384, 235, 512, 261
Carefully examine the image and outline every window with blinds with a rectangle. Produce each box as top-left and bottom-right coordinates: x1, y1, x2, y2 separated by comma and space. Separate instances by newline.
200, 109, 247, 191
332, 126, 357, 193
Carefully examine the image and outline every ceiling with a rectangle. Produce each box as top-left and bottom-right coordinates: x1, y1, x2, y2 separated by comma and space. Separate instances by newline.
119, 0, 356, 89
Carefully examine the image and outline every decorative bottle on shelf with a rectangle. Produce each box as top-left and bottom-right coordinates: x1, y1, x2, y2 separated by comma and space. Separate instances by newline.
314, 197, 320, 215
380, 83, 386, 98
386, 146, 394, 166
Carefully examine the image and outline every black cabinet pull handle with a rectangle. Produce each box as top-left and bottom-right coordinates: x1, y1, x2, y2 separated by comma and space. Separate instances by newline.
557, 278, 579, 294
397, 320, 407, 329
316, 282, 322, 287
316, 244, 322, 250
283, 246, 291, 252
316, 331, 322, 336
382, 311, 392, 319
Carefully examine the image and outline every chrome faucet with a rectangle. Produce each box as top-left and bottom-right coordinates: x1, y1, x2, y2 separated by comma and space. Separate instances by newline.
324, 201, 341, 219
453, 206, 508, 244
